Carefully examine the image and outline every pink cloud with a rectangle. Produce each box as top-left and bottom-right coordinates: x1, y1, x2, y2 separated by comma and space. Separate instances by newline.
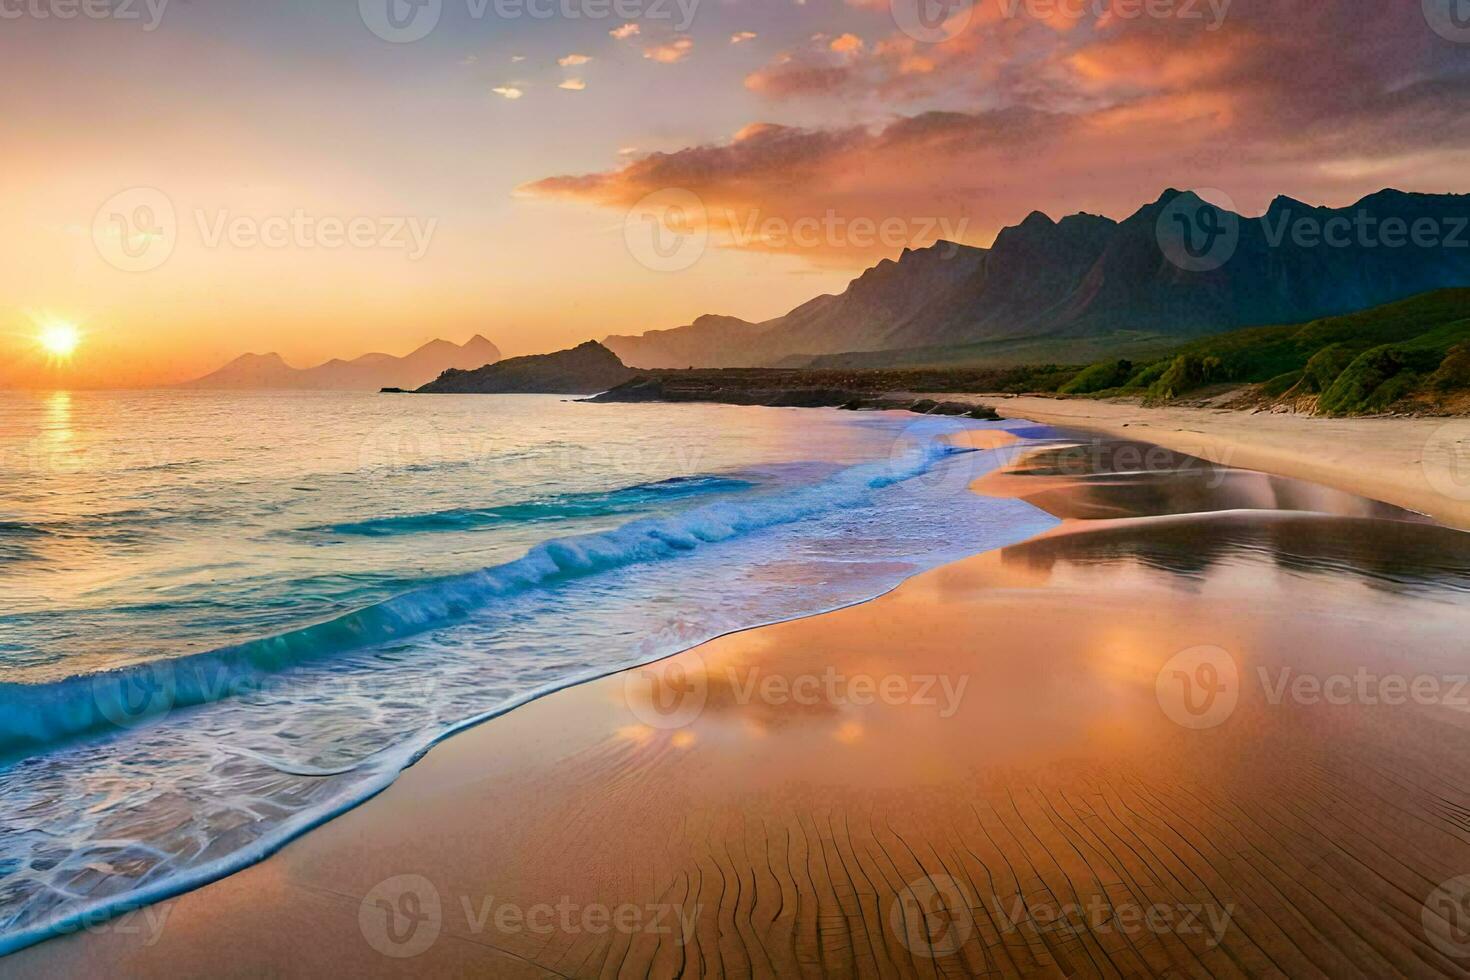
526, 1, 1470, 263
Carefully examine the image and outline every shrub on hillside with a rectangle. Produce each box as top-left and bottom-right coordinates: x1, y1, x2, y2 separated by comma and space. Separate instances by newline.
1059, 359, 1133, 395
1144, 354, 1225, 403
1299, 344, 1356, 393
1318, 345, 1442, 415
1428, 342, 1470, 392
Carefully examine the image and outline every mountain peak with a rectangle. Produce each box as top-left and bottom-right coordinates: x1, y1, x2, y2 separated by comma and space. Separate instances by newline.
590, 186, 1470, 371
187, 337, 500, 391
234, 351, 286, 364
417, 340, 633, 394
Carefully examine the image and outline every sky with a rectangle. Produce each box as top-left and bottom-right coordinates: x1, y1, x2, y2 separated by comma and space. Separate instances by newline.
2, 0, 1468, 387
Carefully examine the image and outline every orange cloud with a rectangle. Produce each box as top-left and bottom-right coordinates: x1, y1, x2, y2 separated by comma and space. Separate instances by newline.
644, 37, 693, 63
526, 1, 1470, 264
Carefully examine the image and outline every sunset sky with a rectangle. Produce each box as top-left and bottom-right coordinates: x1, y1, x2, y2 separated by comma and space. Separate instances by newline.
3, 0, 1468, 387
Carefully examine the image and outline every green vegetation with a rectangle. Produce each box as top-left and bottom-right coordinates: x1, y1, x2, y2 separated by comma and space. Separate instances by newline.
1143, 354, 1224, 403
1300, 345, 1356, 393
638, 290, 1470, 417
802, 331, 1182, 371
1059, 359, 1133, 395
1057, 289, 1470, 415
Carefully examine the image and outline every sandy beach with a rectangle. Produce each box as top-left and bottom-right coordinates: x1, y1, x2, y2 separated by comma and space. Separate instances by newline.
8, 420, 1470, 978
974, 396, 1470, 532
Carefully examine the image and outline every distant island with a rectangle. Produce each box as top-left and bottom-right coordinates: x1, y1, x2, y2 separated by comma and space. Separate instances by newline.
415, 340, 635, 394
605, 188, 1470, 370
183, 335, 501, 391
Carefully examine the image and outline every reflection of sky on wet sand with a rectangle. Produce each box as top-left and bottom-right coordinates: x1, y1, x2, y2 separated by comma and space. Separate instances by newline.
603, 435, 1470, 788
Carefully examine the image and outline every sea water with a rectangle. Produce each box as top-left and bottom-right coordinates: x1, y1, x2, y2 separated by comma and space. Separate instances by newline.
0, 390, 1059, 952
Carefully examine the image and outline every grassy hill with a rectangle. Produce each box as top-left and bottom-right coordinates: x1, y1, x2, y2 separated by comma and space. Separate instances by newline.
1057, 289, 1470, 415
797, 331, 1185, 371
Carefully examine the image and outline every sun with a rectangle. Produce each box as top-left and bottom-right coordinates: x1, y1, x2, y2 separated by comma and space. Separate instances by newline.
39, 323, 81, 358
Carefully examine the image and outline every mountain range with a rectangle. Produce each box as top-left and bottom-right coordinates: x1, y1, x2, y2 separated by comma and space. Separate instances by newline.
604, 189, 1470, 369
184, 336, 501, 390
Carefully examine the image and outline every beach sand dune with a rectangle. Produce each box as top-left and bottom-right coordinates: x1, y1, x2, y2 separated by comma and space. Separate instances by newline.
9, 434, 1470, 978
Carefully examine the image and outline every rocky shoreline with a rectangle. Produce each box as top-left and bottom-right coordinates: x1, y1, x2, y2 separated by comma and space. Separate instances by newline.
585, 375, 999, 418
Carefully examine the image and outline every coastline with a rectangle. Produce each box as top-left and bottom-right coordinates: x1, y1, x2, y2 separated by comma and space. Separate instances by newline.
7, 416, 1470, 976
971, 395, 1470, 531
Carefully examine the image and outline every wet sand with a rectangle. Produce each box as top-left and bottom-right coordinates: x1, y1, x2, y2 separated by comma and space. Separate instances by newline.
8, 431, 1470, 978
968, 395, 1470, 531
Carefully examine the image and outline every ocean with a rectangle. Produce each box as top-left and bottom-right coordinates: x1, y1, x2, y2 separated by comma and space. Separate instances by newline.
0, 390, 1059, 953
